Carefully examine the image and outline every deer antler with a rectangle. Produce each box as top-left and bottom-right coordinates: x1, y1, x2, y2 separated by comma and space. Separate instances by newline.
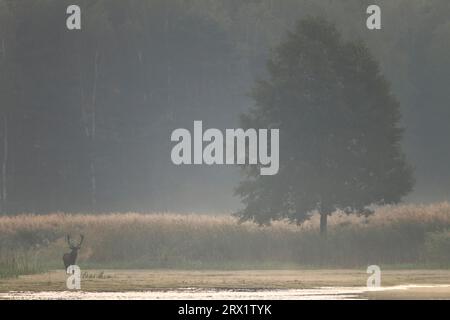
77, 234, 84, 248
66, 234, 74, 249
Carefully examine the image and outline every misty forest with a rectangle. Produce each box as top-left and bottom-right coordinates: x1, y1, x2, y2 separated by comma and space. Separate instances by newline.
1, 0, 450, 290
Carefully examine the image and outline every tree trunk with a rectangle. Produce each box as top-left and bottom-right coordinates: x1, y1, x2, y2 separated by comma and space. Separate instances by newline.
320, 212, 328, 237
80, 51, 99, 211
89, 51, 99, 210
1, 39, 8, 213
1, 115, 8, 213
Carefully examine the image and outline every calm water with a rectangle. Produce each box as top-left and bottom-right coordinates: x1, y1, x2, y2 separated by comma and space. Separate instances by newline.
2, 285, 448, 300
0, 287, 364, 300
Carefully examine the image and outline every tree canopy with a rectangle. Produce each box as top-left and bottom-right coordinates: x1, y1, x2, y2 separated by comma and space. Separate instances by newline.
236, 17, 414, 234
1, 1, 449, 215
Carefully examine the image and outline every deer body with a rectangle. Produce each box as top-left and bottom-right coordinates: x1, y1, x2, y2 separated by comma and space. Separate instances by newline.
63, 234, 84, 270
63, 248, 79, 269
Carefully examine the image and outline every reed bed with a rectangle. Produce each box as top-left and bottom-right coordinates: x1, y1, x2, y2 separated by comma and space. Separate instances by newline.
1, 203, 450, 277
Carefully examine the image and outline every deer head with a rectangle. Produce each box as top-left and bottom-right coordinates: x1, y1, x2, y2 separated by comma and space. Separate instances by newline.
63, 234, 84, 269
67, 234, 84, 250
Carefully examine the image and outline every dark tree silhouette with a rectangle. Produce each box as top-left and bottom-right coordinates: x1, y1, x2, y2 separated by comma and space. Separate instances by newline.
235, 17, 414, 235
0, 0, 236, 214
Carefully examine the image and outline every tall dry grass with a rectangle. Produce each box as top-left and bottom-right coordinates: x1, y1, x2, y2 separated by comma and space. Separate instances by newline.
1, 202, 450, 276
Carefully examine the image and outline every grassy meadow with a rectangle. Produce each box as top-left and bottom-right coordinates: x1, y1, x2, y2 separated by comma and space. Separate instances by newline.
1, 203, 450, 279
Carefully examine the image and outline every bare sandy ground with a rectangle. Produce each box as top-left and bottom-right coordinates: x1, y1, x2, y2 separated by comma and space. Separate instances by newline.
1, 269, 449, 299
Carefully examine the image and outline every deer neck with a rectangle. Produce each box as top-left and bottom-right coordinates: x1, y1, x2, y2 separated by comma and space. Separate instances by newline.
70, 249, 78, 260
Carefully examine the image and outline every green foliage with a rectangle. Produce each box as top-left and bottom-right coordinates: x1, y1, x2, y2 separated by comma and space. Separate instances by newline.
236, 17, 414, 230
424, 230, 450, 267
0, 0, 238, 214
0, 250, 42, 278
0, 0, 449, 215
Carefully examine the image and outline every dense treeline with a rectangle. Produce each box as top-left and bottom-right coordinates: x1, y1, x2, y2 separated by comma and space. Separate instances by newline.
0, 0, 242, 213
0, 0, 449, 214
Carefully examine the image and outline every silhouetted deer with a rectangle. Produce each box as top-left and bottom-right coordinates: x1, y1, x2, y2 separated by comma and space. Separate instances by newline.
63, 234, 84, 270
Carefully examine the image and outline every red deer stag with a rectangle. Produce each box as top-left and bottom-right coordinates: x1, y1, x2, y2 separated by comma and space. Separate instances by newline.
63, 234, 84, 270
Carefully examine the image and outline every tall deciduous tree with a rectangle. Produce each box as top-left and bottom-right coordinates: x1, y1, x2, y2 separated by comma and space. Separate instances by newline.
236, 17, 414, 235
